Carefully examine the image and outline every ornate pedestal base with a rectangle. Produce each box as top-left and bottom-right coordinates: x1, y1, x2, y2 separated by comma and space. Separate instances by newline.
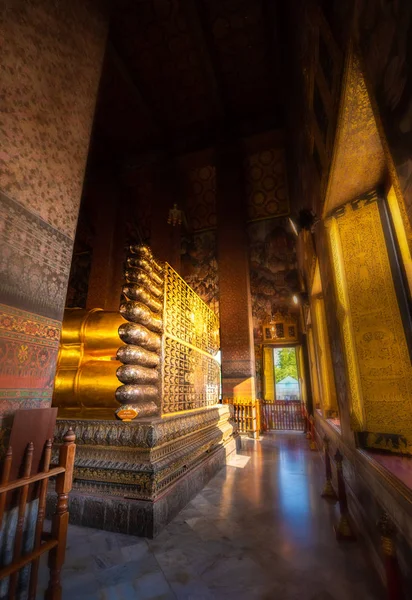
48, 405, 238, 538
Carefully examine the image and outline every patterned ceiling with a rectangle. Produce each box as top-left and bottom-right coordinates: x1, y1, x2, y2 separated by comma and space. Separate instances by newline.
93, 0, 282, 156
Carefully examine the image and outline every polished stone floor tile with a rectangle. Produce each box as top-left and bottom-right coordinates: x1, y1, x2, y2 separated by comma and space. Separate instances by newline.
37, 433, 384, 600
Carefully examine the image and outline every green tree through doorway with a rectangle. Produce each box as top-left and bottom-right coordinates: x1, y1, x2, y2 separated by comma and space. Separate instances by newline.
274, 348, 298, 383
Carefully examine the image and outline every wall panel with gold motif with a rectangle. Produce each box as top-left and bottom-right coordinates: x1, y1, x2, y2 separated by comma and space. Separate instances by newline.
327, 191, 412, 453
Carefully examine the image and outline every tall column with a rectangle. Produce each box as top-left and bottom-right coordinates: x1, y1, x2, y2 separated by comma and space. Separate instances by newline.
300, 334, 314, 416
150, 160, 182, 273
0, 0, 108, 436
85, 172, 127, 311
216, 144, 256, 401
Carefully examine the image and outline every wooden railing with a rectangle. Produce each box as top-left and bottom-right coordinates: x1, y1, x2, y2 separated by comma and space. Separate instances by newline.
263, 400, 305, 431
0, 428, 76, 600
223, 399, 261, 438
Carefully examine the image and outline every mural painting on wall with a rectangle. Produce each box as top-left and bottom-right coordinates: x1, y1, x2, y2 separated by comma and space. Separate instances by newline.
180, 162, 219, 316
181, 231, 219, 317
245, 148, 289, 221
184, 165, 217, 232
359, 0, 412, 218
248, 218, 299, 343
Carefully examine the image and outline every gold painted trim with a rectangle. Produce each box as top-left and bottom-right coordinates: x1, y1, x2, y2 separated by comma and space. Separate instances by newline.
322, 41, 352, 218
326, 217, 366, 430
322, 41, 386, 219
312, 295, 338, 415
387, 186, 412, 294
160, 403, 222, 419
307, 323, 322, 410
322, 37, 412, 257
356, 53, 412, 253
263, 346, 275, 402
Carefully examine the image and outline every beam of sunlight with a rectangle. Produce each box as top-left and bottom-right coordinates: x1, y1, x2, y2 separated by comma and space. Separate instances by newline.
226, 454, 251, 468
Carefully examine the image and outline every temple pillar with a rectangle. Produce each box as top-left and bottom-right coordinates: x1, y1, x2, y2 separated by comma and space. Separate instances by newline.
216, 145, 256, 401
311, 294, 339, 418
314, 222, 355, 446
85, 172, 126, 311
0, 0, 108, 439
150, 160, 182, 273
299, 334, 314, 417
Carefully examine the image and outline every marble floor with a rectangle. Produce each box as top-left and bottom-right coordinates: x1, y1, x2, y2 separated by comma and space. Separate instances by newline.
37, 433, 384, 600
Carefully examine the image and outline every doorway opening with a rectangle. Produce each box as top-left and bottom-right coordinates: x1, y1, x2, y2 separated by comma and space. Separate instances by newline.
263, 346, 305, 431
274, 347, 300, 400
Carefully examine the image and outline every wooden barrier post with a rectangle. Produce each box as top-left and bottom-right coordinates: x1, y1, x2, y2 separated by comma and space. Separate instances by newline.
305, 408, 311, 439
9, 442, 34, 598
302, 404, 308, 435
309, 416, 317, 451
255, 399, 262, 437
377, 513, 403, 600
334, 449, 356, 541
250, 404, 257, 439
0, 427, 76, 600
262, 400, 268, 432
321, 435, 337, 500
28, 439, 53, 599
45, 428, 76, 600
0, 446, 12, 530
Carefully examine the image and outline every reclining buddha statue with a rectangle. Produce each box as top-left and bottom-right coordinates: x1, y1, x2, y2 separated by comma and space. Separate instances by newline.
51, 244, 236, 537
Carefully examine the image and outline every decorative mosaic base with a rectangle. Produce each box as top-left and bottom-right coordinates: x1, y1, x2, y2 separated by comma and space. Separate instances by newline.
49, 405, 239, 537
